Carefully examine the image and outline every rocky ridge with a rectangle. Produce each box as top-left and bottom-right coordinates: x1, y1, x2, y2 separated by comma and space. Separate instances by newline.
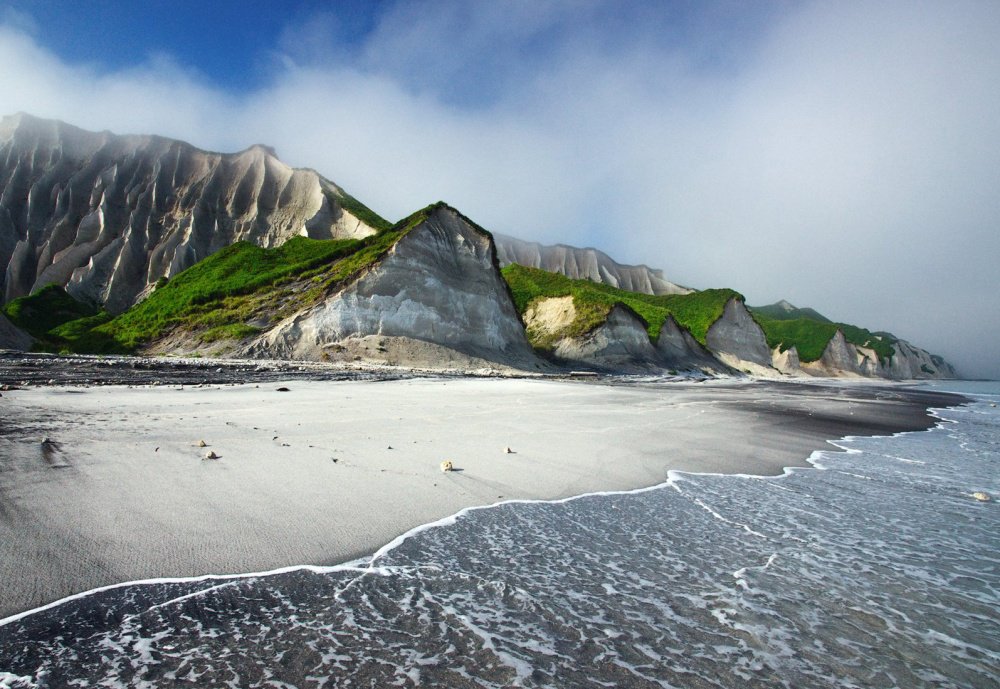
0, 115, 958, 380
0, 113, 382, 313
495, 233, 691, 296
243, 205, 543, 372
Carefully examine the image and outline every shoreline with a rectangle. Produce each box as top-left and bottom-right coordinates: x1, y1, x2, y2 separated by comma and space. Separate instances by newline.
0, 376, 966, 620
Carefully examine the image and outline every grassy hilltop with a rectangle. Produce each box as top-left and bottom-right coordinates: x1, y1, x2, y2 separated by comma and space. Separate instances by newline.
3, 204, 443, 354
501, 264, 739, 348
748, 308, 896, 362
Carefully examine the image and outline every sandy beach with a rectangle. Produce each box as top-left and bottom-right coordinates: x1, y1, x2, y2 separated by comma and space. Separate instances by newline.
0, 376, 962, 619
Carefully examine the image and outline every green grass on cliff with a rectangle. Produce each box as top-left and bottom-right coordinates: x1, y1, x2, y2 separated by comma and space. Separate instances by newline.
2, 283, 101, 339
50, 204, 442, 354
501, 264, 739, 349
749, 312, 897, 363
1, 284, 112, 351
330, 189, 394, 232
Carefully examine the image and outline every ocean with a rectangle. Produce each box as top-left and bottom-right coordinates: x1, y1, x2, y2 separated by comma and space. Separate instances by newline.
1, 381, 997, 688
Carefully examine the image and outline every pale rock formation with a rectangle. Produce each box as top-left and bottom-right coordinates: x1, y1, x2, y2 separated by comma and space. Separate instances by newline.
800, 331, 876, 378
551, 304, 662, 372
0, 312, 31, 350
495, 233, 692, 296
770, 345, 802, 375
523, 295, 577, 344
705, 298, 777, 375
0, 113, 381, 312
795, 330, 956, 379
656, 315, 726, 372
245, 206, 542, 370
888, 340, 958, 379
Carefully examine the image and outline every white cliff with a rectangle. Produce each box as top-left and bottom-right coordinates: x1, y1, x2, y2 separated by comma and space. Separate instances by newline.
551, 304, 662, 372
0, 113, 382, 312
656, 315, 727, 373
245, 205, 543, 371
705, 298, 778, 376
495, 233, 692, 296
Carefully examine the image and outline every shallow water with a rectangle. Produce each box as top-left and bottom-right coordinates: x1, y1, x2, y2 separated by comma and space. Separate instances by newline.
1, 383, 997, 688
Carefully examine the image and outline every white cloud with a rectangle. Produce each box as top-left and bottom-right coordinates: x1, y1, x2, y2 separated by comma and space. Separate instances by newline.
0, 1, 997, 377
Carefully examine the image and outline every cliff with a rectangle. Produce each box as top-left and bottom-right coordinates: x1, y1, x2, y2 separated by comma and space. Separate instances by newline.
548, 304, 662, 372
495, 233, 692, 296
242, 205, 543, 371
0, 113, 385, 313
704, 298, 777, 376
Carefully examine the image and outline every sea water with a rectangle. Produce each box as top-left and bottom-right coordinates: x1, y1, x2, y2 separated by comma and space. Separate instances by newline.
0, 383, 997, 688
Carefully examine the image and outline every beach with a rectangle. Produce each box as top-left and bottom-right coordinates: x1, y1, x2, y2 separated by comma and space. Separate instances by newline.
0, 375, 962, 620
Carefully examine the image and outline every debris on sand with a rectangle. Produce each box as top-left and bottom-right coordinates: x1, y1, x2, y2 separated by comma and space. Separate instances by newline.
440, 460, 454, 473
504, 446, 514, 454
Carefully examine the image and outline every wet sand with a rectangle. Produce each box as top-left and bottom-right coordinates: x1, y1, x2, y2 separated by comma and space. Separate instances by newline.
0, 376, 963, 619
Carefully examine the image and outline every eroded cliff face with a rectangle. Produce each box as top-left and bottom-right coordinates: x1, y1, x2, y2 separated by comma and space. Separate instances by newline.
551, 304, 661, 372
0, 114, 380, 312
789, 331, 956, 379
656, 315, 726, 372
0, 312, 31, 350
888, 341, 958, 379
245, 206, 542, 370
770, 346, 801, 375
705, 299, 777, 375
495, 233, 692, 296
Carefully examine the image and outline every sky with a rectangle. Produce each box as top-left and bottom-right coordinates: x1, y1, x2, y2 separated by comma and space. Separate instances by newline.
0, 0, 997, 378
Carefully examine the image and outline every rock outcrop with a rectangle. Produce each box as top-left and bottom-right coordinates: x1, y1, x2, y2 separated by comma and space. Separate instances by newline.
888, 341, 958, 379
770, 345, 802, 375
244, 205, 543, 371
495, 233, 692, 296
705, 298, 777, 375
0, 312, 31, 350
551, 304, 662, 372
798, 330, 881, 378
656, 315, 727, 372
788, 331, 957, 379
0, 113, 382, 312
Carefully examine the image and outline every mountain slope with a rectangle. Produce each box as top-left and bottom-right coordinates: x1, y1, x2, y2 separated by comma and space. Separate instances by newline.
245, 204, 541, 370
46, 203, 542, 371
495, 234, 692, 296
750, 300, 832, 323
748, 303, 956, 379
0, 113, 388, 313
502, 264, 735, 372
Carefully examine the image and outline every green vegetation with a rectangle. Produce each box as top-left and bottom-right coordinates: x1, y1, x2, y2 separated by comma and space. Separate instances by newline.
750, 311, 897, 363
43, 203, 443, 354
3, 284, 100, 339
750, 302, 832, 323
329, 189, 394, 232
1, 284, 114, 351
501, 264, 740, 348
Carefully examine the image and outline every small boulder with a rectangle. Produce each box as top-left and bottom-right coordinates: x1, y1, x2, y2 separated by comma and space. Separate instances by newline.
204, 450, 220, 460
504, 447, 514, 454
197, 440, 207, 447
440, 460, 454, 473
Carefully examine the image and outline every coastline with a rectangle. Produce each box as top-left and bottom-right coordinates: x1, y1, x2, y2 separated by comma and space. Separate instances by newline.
0, 376, 965, 620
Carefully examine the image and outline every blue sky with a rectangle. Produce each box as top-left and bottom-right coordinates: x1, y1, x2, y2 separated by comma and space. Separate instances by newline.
0, 0, 998, 377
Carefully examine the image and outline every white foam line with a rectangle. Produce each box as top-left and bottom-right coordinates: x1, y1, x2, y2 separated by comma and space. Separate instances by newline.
1, 398, 971, 629
0, 563, 371, 628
